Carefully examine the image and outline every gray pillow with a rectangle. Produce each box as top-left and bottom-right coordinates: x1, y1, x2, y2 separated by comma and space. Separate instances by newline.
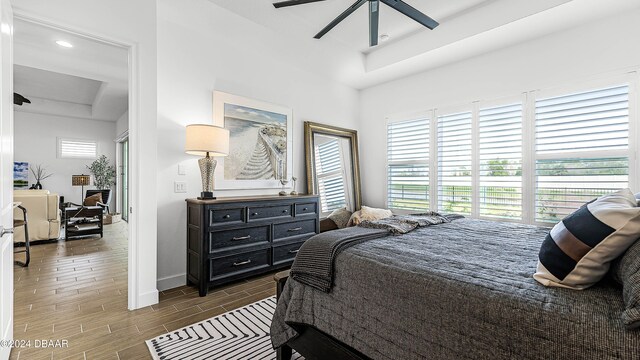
611, 239, 640, 330
327, 207, 352, 229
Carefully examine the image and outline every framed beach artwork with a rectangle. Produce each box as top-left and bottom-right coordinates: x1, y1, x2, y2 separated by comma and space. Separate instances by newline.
213, 91, 293, 190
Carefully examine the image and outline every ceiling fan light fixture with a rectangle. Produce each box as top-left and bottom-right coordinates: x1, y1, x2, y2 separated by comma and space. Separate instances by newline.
273, 0, 438, 48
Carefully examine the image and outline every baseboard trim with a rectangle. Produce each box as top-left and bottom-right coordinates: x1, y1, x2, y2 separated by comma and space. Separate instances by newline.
136, 289, 159, 309
157, 273, 186, 292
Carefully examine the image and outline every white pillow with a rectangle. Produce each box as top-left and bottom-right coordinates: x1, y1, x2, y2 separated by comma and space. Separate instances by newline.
347, 206, 393, 226
534, 189, 640, 289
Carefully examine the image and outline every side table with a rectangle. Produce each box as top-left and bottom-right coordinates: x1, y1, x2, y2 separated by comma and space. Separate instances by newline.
64, 206, 104, 240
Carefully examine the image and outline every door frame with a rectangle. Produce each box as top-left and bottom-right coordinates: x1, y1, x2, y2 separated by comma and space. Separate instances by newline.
0, 0, 13, 357
115, 133, 129, 222
12, 12, 151, 310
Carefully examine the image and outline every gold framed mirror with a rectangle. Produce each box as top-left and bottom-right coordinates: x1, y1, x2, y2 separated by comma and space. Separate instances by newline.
304, 121, 362, 217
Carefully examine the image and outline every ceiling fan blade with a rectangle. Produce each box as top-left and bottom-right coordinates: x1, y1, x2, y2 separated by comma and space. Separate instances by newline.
369, 0, 380, 46
380, 0, 439, 30
314, 0, 367, 39
273, 0, 326, 9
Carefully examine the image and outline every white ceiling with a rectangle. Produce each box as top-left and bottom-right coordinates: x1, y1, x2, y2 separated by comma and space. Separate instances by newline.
210, 0, 640, 89
13, 18, 128, 121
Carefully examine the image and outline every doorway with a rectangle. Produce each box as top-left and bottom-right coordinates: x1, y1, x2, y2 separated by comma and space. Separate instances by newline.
9, 16, 135, 359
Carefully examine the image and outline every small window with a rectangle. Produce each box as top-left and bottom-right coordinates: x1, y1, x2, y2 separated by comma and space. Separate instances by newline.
58, 138, 98, 159
387, 118, 430, 211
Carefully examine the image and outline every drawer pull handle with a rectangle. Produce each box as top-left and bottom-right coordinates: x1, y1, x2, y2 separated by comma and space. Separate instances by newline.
288, 249, 300, 254
232, 235, 251, 241
223, 215, 231, 219
282, 209, 288, 213
288, 227, 302, 232
303, 208, 308, 211
233, 260, 252, 266
252, 212, 259, 216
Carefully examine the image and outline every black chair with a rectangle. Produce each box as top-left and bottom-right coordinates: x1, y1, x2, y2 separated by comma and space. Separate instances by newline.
14, 204, 30, 267
85, 190, 112, 214
70, 189, 111, 214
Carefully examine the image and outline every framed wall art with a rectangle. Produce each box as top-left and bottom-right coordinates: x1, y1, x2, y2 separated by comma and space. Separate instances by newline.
213, 91, 293, 190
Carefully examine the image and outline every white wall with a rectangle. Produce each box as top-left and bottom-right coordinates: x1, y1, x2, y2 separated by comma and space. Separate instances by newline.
116, 110, 128, 138
359, 9, 640, 209
156, 0, 360, 290
14, 112, 116, 206
12, 0, 158, 309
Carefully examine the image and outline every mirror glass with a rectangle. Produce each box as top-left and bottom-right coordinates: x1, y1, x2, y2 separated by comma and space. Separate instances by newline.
305, 122, 361, 216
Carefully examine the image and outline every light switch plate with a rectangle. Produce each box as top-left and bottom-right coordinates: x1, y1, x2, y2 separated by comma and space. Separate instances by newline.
178, 164, 186, 175
174, 181, 187, 193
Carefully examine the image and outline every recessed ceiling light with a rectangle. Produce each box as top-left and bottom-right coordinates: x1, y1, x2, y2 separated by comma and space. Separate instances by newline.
55, 40, 73, 48
379, 34, 390, 42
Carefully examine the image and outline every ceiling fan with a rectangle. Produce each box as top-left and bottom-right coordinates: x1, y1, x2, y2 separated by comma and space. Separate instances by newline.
273, 0, 439, 47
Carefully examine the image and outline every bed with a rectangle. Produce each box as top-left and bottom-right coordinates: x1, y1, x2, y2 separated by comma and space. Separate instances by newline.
270, 217, 640, 360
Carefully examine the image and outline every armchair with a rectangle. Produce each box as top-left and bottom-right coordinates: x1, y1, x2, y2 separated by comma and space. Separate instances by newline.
13, 190, 61, 241
70, 189, 112, 214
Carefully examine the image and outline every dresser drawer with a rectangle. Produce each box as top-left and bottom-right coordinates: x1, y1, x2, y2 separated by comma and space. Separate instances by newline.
209, 207, 245, 225
248, 204, 292, 221
210, 226, 270, 251
273, 219, 317, 241
273, 241, 305, 266
210, 249, 270, 280
295, 202, 317, 216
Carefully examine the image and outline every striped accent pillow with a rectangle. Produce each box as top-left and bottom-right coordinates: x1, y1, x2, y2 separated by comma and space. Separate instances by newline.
534, 189, 640, 290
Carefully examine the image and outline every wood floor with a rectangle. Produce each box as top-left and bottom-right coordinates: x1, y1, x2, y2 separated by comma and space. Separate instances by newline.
11, 221, 277, 360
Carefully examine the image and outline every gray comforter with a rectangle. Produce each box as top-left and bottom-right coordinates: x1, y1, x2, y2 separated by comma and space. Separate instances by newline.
270, 218, 640, 359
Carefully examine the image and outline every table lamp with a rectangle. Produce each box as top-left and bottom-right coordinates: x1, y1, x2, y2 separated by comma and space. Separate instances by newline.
72, 174, 91, 204
185, 124, 229, 200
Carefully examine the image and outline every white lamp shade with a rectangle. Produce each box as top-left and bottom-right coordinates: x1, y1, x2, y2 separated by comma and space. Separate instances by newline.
185, 124, 230, 156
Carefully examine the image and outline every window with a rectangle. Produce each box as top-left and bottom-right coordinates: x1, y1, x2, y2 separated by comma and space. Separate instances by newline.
58, 138, 98, 159
385, 80, 634, 225
315, 139, 347, 214
479, 104, 523, 220
534, 85, 630, 222
438, 111, 472, 215
387, 118, 430, 211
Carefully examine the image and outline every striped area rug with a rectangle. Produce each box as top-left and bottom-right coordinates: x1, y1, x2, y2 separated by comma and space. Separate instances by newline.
146, 296, 303, 360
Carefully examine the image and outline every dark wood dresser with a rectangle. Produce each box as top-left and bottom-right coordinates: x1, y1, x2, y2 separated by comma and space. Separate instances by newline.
186, 195, 320, 296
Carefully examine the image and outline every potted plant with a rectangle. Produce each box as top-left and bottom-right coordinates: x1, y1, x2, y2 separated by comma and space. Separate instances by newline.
30, 165, 53, 189
87, 155, 117, 207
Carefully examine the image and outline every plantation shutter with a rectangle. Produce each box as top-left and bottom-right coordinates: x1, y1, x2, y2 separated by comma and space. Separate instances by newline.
316, 139, 347, 213
534, 85, 630, 222
438, 111, 473, 215
58, 138, 98, 159
478, 104, 523, 220
387, 118, 430, 211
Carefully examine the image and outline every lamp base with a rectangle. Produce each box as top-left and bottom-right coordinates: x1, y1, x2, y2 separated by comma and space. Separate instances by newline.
198, 191, 216, 200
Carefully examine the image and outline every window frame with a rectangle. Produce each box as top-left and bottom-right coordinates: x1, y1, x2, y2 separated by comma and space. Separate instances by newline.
529, 76, 637, 226
435, 105, 474, 216
476, 97, 525, 222
382, 72, 638, 226
57, 137, 99, 159
385, 111, 433, 214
